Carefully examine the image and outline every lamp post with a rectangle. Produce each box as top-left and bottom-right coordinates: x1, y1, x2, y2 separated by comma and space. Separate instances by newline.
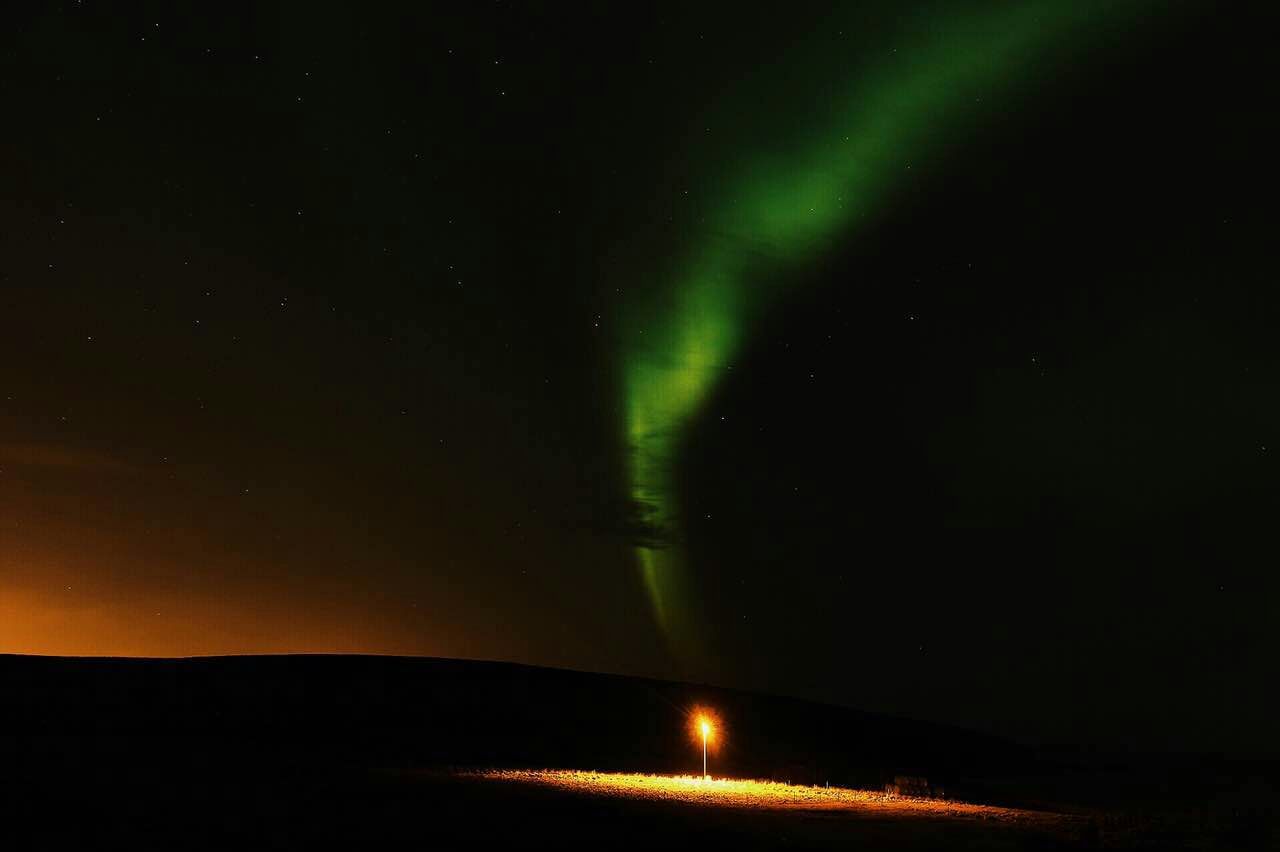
700, 719, 711, 779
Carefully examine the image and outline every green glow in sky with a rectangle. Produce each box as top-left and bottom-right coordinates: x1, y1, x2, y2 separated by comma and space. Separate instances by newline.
620, 2, 1149, 659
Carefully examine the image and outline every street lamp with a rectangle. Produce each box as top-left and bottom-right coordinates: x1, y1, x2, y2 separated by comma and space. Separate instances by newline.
699, 717, 712, 779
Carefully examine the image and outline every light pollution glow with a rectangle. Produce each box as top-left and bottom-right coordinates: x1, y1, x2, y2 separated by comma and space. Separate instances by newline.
619, 1, 1153, 657
0, 572, 414, 657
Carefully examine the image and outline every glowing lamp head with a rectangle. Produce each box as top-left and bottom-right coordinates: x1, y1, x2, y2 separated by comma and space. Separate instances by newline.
690, 707, 719, 750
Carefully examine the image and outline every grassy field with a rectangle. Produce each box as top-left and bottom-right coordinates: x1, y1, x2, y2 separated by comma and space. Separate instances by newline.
451, 769, 1089, 849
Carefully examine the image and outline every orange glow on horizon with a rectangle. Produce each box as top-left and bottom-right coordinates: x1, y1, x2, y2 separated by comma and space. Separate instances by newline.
0, 583, 428, 658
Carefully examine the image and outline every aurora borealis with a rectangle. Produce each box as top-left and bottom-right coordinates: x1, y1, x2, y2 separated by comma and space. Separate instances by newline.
620, 2, 1147, 654
3, 1, 1277, 757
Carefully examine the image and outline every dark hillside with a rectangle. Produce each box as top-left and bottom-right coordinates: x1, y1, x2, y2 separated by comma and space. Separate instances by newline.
0, 653, 1028, 791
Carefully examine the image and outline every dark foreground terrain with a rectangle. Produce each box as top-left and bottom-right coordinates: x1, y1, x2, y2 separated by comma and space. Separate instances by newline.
1, 760, 1082, 850
0, 655, 1274, 848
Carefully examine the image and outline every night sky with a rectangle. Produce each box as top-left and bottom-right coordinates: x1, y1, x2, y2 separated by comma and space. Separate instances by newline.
3, 2, 1276, 756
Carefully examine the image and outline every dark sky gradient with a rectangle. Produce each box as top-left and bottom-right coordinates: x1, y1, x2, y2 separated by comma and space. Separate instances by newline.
2, 3, 1275, 756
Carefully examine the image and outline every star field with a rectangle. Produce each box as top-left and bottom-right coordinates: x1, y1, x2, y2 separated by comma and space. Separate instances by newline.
1, 1, 1276, 755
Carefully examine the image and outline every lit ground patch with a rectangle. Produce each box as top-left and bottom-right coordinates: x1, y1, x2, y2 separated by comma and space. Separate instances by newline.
468, 769, 1066, 825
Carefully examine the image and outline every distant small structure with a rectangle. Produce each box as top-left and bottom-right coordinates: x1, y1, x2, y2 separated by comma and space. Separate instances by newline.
884, 775, 945, 799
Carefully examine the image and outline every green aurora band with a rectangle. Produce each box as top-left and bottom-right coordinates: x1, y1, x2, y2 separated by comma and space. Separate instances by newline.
621, 2, 1154, 659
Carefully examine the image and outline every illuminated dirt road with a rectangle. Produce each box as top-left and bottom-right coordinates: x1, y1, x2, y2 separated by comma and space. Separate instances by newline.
468, 769, 1068, 827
